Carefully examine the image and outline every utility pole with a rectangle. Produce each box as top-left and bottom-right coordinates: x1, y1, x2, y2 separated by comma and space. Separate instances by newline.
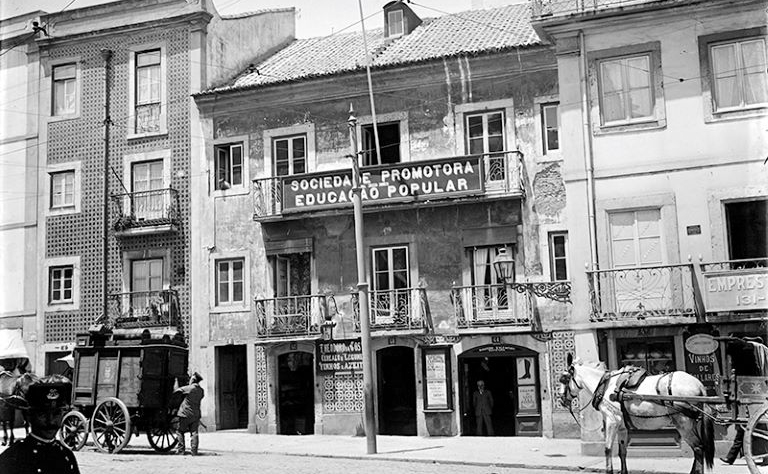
348, 104, 377, 454
102, 49, 113, 324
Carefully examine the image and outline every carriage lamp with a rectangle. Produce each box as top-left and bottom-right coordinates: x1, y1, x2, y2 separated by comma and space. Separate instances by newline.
321, 319, 336, 341
493, 248, 515, 283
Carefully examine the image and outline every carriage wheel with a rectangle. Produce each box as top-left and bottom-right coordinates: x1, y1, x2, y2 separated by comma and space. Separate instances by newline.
147, 422, 179, 453
745, 402, 768, 474
59, 410, 88, 451
90, 397, 132, 454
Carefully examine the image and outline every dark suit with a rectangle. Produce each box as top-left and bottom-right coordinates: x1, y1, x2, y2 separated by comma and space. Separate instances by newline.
473, 388, 494, 435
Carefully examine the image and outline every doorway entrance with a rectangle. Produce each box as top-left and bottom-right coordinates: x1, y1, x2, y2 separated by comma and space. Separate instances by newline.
277, 351, 315, 435
458, 346, 541, 437
216, 345, 248, 430
376, 346, 416, 435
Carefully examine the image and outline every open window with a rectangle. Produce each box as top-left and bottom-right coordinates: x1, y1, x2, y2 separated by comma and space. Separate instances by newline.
361, 122, 401, 166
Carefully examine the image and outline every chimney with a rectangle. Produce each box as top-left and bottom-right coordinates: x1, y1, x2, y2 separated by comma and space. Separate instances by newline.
383, 1, 422, 38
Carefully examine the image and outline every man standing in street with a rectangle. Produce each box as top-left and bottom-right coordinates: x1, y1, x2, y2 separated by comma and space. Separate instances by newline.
174, 372, 204, 456
0, 374, 80, 474
473, 379, 494, 436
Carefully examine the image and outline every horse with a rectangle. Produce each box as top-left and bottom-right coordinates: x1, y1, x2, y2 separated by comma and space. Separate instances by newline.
557, 354, 714, 474
0, 370, 35, 445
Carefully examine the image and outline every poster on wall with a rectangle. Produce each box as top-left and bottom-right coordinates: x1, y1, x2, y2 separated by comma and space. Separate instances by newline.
516, 357, 535, 385
517, 385, 539, 413
422, 347, 452, 410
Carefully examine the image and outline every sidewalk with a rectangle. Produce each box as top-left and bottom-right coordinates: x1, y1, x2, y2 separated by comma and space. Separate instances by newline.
1, 428, 759, 473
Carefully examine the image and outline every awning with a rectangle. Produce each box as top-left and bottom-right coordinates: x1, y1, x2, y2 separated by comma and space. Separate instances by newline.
0, 329, 29, 360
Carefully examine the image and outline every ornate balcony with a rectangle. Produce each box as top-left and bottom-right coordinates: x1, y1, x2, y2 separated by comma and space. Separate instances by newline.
111, 188, 180, 236
107, 289, 180, 329
700, 257, 768, 272
587, 264, 697, 322
253, 152, 522, 220
351, 287, 430, 332
531, 0, 667, 19
255, 294, 331, 339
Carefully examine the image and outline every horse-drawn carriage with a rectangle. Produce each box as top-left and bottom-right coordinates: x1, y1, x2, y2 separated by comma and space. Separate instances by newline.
58, 329, 188, 454
559, 334, 768, 474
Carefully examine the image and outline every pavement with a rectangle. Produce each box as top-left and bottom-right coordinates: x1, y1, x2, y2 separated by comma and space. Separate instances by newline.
2, 427, 763, 473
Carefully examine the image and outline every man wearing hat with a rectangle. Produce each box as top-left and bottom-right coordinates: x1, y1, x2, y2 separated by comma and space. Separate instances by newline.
0, 374, 80, 474
174, 372, 204, 455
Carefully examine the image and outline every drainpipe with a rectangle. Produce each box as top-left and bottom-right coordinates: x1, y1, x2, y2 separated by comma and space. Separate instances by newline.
101, 49, 113, 325
578, 31, 599, 276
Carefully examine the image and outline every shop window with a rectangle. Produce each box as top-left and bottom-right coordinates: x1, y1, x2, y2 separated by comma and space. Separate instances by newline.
361, 122, 400, 166
617, 338, 675, 375
725, 199, 768, 260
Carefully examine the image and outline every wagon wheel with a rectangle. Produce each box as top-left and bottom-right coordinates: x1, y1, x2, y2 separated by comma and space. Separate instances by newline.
90, 397, 132, 453
59, 410, 89, 451
745, 402, 768, 474
147, 420, 179, 453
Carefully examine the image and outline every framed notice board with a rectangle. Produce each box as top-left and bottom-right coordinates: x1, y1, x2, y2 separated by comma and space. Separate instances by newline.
422, 347, 452, 410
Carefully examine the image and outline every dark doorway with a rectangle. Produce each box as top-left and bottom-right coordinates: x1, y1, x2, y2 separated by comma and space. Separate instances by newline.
459, 356, 517, 436
726, 199, 767, 260
216, 345, 248, 430
376, 346, 416, 435
277, 351, 315, 435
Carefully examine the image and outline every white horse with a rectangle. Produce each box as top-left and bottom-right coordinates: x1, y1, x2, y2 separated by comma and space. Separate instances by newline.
558, 354, 714, 474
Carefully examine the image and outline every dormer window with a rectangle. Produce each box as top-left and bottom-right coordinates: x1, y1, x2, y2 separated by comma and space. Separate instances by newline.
387, 10, 404, 37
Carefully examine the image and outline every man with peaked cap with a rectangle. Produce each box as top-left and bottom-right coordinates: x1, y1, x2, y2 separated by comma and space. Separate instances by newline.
0, 374, 80, 474
174, 371, 204, 455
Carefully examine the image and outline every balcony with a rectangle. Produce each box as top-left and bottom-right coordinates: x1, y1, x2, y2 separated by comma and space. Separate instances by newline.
531, 0, 671, 19
253, 151, 522, 220
255, 294, 330, 339
587, 263, 697, 322
452, 284, 533, 329
351, 287, 430, 332
111, 188, 180, 236
106, 289, 180, 329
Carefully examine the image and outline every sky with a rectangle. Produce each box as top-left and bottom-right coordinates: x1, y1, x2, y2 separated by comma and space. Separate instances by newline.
2, 0, 525, 38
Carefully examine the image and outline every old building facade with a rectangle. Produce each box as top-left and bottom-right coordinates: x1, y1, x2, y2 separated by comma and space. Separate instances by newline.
532, 0, 767, 455
14, 0, 294, 373
193, 2, 577, 437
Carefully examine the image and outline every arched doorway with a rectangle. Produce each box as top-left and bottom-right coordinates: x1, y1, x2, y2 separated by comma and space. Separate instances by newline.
277, 351, 315, 435
458, 345, 541, 436
376, 346, 416, 435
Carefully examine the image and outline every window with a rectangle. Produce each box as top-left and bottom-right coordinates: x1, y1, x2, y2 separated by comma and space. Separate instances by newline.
466, 111, 506, 184
52, 63, 76, 116
387, 10, 404, 37
372, 246, 410, 322
269, 252, 310, 298
273, 135, 306, 176
135, 49, 161, 133
725, 199, 767, 260
541, 103, 559, 154
470, 245, 513, 313
549, 232, 568, 281
215, 143, 244, 189
131, 160, 164, 220
49, 265, 74, 303
361, 122, 400, 166
50, 171, 75, 209
710, 38, 767, 110
216, 258, 244, 305
599, 54, 653, 124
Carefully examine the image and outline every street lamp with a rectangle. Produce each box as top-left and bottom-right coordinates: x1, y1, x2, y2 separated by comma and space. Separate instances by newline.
493, 247, 515, 283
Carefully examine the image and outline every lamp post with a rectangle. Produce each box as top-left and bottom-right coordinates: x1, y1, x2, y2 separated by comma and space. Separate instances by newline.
348, 104, 377, 454
492, 248, 515, 284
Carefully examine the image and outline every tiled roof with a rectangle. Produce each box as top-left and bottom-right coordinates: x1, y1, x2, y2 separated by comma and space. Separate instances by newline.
220, 7, 294, 20
205, 3, 541, 94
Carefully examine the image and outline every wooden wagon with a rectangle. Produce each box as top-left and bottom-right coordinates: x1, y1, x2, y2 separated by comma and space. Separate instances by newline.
58, 330, 188, 454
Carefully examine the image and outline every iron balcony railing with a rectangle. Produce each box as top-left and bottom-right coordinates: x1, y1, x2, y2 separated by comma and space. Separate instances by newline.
587, 263, 697, 322
255, 294, 332, 338
107, 289, 180, 329
351, 287, 430, 331
531, 0, 666, 18
111, 188, 180, 232
253, 151, 523, 218
700, 257, 768, 273
452, 284, 532, 328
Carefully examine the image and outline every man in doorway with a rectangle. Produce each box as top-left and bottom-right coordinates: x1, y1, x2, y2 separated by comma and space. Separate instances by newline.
473, 379, 494, 436
174, 372, 205, 456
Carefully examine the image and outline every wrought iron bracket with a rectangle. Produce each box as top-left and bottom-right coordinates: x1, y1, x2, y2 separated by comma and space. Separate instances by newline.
507, 281, 572, 304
